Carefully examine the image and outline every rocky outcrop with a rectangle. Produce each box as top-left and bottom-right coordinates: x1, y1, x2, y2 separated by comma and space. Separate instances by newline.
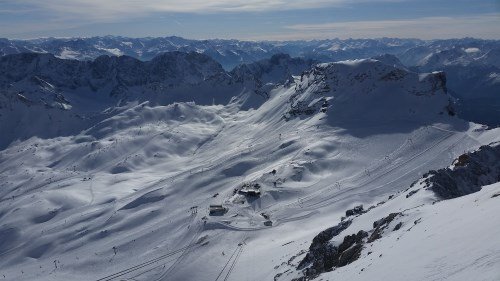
345, 205, 364, 217
367, 213, 401, 242
230, 53, 316, 86
294, 211, 405, 280
424, 142, 500, 199
296, 220, 352, 276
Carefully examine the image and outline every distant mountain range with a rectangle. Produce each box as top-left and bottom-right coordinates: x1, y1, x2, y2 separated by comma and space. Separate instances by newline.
1, 36, 499, 125
0, 36, 422, 70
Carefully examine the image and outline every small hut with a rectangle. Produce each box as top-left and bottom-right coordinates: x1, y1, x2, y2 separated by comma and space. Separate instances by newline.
209, 205, 228, 216
237, 183, 262, 197
238, 188, 261, 197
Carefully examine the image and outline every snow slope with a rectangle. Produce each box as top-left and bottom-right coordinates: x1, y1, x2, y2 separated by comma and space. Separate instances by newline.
0, 52, 267, 149
0, 55, 499, 281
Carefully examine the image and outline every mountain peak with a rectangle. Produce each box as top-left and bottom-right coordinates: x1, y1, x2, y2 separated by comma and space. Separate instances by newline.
286, 58, 452, 126
149, 51, 227, 83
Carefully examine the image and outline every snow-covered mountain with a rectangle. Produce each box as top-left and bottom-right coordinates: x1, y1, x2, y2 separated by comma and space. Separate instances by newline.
0, 36, 422, 70
230, 53, 316, 90
0, 52, 499, 281
2, 36, 499, 127
0, 51, 231, 95
402, 41, 500, 127
0, 51, 272, 149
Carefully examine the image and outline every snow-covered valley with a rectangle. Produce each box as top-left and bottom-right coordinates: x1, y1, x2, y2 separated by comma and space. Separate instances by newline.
0, 53, 499, 281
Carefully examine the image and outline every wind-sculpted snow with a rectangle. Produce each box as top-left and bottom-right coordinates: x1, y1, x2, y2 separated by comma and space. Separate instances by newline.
0, 55, 499, 281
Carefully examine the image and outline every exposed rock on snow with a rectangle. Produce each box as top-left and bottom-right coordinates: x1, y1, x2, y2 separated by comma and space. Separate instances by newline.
424, 142, 500, 199
295, 210, 406, 280
295, 220, 352, 277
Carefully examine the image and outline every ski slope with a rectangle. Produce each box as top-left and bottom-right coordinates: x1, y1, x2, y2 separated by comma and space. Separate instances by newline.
0, 58, 499, 281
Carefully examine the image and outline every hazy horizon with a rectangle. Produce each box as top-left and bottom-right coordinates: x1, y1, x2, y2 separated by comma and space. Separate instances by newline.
1, 0, 499, 40
3, 35, 500, 42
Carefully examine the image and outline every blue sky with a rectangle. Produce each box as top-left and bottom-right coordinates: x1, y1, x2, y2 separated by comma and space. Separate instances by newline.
0, 0, 499, 40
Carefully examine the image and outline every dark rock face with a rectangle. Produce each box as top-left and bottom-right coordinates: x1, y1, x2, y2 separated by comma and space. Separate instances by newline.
230, 53, 316, 86
406, 189, 419, 198
424, 143, 500, 199
368, 213, 401, 243
335, 230, 368, 267
0, 51, 230, 92
293, 211, 406, 280
393, 222, 403, 231
296, 219, 370, 280
345, 205, 364, 217
296, 220, 352, 276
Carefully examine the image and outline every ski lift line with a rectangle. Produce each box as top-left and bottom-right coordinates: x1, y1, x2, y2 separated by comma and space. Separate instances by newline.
296, 131, 456, 209
151, 223, 203, 281
297, 130, 454, 205
215, 245, 241, 281
95, 246, 190, 281
88, 178, 95, 206
307, 152, 440, 210
429, 125, 457, 134
274, 210, 319, 224
297, 126, 417, 191
257, 129, 424, 212
261, 129, 456, 214
96, 165, 202, 222
192, 124, 227, 155
223, 246, 244, 281
97, 223, 203, 281
294, 131, 465, 211
125, 256, 180, 280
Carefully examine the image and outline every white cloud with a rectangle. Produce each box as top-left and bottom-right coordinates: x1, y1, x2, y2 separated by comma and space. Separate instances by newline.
274, 14, 500, 40
2, 1, 498, 40
11, 0, 398, 20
